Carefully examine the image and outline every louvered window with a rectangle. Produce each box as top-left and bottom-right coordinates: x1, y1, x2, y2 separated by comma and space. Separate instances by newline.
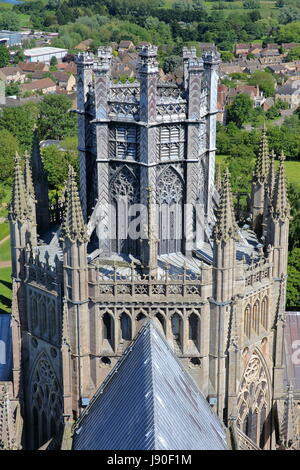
109, 124, 137, 160
158, 125, 184, 160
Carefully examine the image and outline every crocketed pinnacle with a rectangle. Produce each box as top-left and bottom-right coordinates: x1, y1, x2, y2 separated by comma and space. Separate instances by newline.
272, 151, 290, 221
213, 168, 238, 242
24, 150, 35, 200
10, 152, 28, 222
253, 124, 269, 183
61, 166, 88, 243
215, 163, 222, 192
267, 149, 276, 199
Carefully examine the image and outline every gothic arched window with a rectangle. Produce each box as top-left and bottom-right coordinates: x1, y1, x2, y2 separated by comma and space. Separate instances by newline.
41, 303, 47, 334
253, 301, 260, 334
157, 166, 183, 254
120, 313, 131, 341
259, 405, 267, 449
32, 298, 38, 331
103, 313, 113, 341
109, 165, 139, 254
49, 304, 56, 339
261, 297, 268, 330
237, 353, 270, 448
171, 313, 182, 352
244, 305, 251, 337
30, 355, 63, 449
155, 312, 166, 333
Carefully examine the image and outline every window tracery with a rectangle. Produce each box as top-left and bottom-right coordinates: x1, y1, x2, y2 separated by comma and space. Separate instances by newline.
157, 167, 183, 205
30, 355, 62, 449
237, 353, 270, 448
110, 166, 139, 205
253, 300, 260, 334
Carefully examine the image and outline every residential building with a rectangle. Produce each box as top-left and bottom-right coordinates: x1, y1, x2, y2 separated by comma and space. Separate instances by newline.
20, 77, 56, 95
275, 80, 300, 108
0, 66, 26, 84
51, 71, 76, 92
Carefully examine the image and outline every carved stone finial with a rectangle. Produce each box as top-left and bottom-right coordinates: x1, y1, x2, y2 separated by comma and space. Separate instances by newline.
213, 168, 238, 243
60, 166, 89, 243
10, 152, 29, 223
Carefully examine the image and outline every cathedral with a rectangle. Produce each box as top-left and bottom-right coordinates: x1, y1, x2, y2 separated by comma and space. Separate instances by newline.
0, 44, 299, 450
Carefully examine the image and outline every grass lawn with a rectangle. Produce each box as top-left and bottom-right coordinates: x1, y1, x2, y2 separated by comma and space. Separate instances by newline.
0, 266, 12, 315
0, 221, 9, 240
216, 154, 300, 189
0, 238, 11, 262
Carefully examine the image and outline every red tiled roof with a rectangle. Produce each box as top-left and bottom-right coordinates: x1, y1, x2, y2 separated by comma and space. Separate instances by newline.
21, 77, 56, 92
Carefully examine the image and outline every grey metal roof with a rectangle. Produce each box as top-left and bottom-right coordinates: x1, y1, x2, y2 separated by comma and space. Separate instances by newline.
73, 321, 228, 450
284, 312, 300, 393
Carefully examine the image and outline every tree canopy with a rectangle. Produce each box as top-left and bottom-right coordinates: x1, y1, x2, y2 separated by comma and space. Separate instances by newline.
38, 95, 77, 140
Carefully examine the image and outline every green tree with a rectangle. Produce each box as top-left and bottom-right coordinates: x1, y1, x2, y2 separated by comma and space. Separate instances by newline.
265, 105, 281, 120
226, 93, 253, 128
0, 129, 19, 184
0, 103, 39, 150
248, 70, 275, 97
41, 145, 79, 190
0, 45, 9, 68
50, 56, 58, 66
5, 83, 20, 97
0, 11, 21, 31
38, 95, 77, 140
288, 183, 300, 249
287, 45, 300, 61
287, 248, 300, 309
243, 0, 259, 9
220, 51, 234, 62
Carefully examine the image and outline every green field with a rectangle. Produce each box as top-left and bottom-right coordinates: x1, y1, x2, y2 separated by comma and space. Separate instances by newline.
0, 266, 12, 314
162, 0, 278, 17
216, 154, 300, 189
0, 238, 11, 262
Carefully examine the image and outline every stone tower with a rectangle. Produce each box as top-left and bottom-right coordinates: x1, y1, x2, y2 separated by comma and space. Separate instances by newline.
4, 45, 298, 450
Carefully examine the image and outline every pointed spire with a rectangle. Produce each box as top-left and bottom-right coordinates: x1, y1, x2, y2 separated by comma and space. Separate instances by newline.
281, 382, 296, 448
267, 149, 276, 199
61, 166, 88, 243
0, 384, 16, 450
253, 124, 269, 183
215, 163, 222, 192
213, 168, 238, 242
24, 151, 35, 200
10, 152, 28, 223
272, 151, 290, 221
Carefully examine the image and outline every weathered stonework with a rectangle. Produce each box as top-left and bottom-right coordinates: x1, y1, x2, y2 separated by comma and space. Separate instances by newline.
3, 45, 296, 451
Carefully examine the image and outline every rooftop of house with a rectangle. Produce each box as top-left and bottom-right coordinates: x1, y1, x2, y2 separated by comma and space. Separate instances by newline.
72, 320, 228, 450
118, 40, 134, 49
21, 77, 56, 91
276, 82, 300, 95
74, 39, 93, 50
51, 71, 72, 82
17, 62, 48, 72
0, 66, 23, 76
